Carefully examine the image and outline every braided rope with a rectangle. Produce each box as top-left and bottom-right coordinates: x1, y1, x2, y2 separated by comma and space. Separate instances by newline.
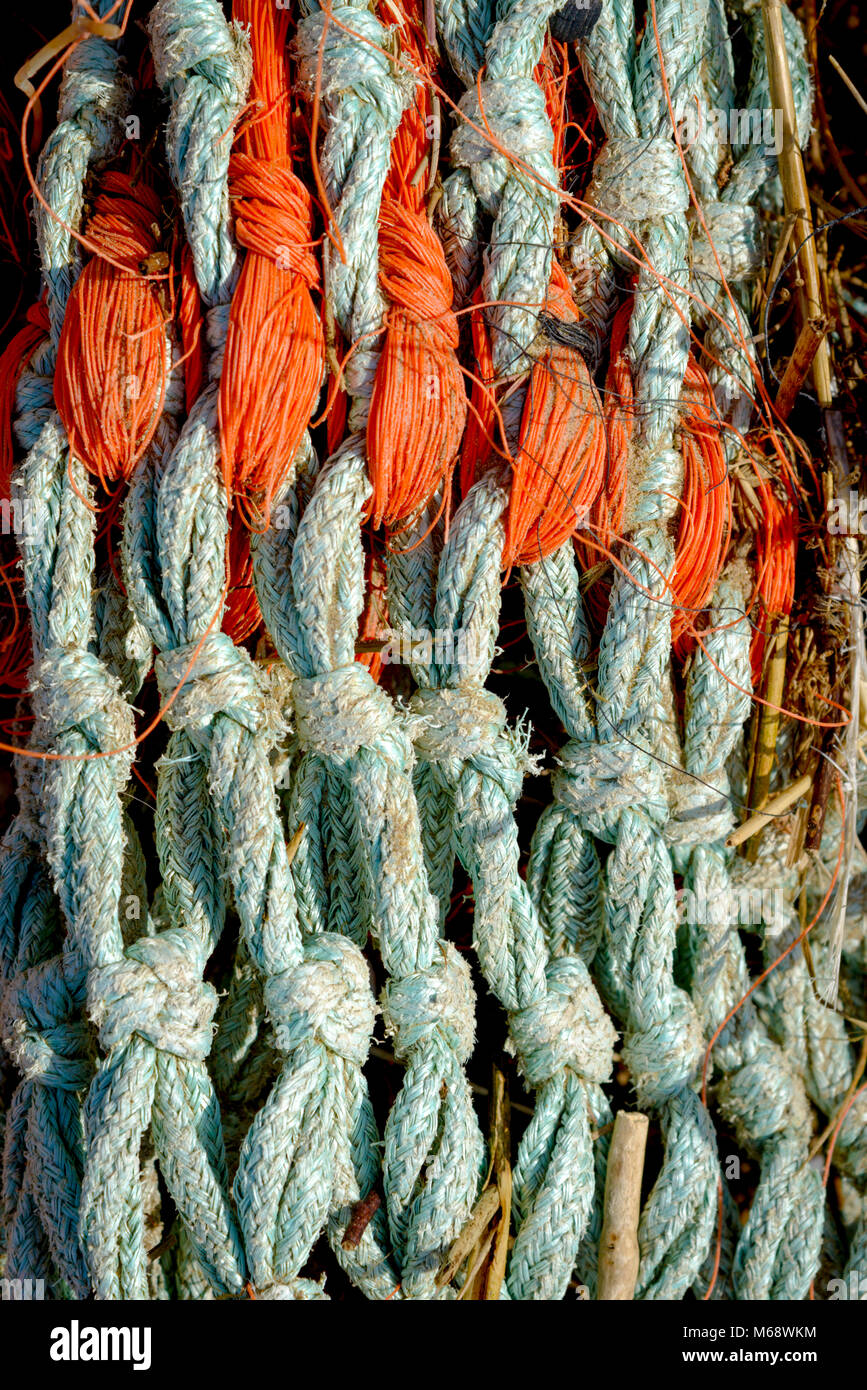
737, 813, 867, 1297
81, 0, 255, 1297
515, 0, 726, 1299
384, 0, 617, 1300
0, 3, 140, 1299
389, 477, 615, 1301
668, 575, 824, 1299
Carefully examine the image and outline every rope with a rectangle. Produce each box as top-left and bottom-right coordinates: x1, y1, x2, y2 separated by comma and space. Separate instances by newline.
669, 575, 824, 1300
388, 0, 615, 1301
2, 1, 138, 1299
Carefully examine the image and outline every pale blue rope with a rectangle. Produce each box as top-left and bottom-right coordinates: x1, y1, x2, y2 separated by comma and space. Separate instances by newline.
253, 449, 485, 1300
667, 577, 823, 1300
389, 477, 615, 1301
139, 0, 396, 1302
1, 3, 137, 1299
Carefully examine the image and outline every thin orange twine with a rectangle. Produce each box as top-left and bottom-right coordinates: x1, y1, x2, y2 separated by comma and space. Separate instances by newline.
180, 241, 262, 648
366, 2, 467, 529
220, 0, 323, 511
577, 301, 731, 650
462, 260, 607, 570
55, 169, 167, 485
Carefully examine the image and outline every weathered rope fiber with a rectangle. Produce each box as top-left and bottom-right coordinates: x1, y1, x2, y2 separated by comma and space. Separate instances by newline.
2, 2, 140, 1298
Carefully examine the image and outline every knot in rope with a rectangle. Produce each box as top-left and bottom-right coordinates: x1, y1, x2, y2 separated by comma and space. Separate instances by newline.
55, 39, 133, 135
229, 155, 318, 283
409, 685, 510, 768
295, 7, 408, 128
690, 202, 762, 280
667, 786, 735, 853
154, 632, 273, 741
0, 960, 90, 1088
56, 171, 167, 483
552, 737, 665, 825
509, 957, 615, 1086
717, 1045, 813, 1150
587, 137, 689, 224
150, 0, 249, 96
264, 933, 375, 1066
621, 990, 705, 1106
29, 648, 134, 772
89, 929, 217, 1062
292, 663, 394, 763
382, 942, 476, 1063
452, 78, 555, 212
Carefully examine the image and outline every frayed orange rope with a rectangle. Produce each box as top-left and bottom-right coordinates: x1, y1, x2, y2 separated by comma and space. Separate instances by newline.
577, 302, 731, 650
461, 263, 606, 569
219, 0, 323, 511
55, 170, 167, 485
223, 515, 263, 646
366, 4, 466, 528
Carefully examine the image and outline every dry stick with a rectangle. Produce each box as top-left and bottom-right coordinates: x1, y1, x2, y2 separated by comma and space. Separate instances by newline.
803, 751, 835, 853
818, 409, 862, 1002
827, 54, 867, 119
597, 1111, 649, 1301
435, 1186, 500, 1287
484, 1066, 512, 1301
745, 615, 791, 863
758, 211, 797, 318
457, 1229, 496, 1300
726, 771, 813, 848
774, 316, 828, 419
761, 0, 832, 401
341, 1191, 382, 1251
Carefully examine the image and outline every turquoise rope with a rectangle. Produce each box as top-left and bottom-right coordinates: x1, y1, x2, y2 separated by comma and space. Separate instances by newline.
667, 575, 823, 1300
1, 3, 136, 1299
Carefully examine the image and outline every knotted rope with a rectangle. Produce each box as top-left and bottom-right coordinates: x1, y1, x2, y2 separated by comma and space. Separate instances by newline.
289, 0, 487, 1297
126, 0, 398, 1303
85, 0, 253, 1297
667, 575, 824, 1300
253, 445, 484, 1300
389, 471, 615, 1301
1, 2, 143, 1298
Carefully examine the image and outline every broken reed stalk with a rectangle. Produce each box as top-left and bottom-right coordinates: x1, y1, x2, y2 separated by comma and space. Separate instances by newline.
745, 615, 791, 862
774, 316, 828, 418
597, 1111, 649, 1301
760, 0, 832, 403
484, 1066, 512, 1301
435, 1186, 499, 1288
727, 771, 813, 848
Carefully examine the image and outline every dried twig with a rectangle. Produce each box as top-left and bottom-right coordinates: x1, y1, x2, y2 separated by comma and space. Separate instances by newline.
597, 1111, 649, 1300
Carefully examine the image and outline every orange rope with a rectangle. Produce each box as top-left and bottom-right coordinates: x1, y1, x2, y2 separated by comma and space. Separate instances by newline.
219, 0, 324, 510
366, 3, 467, 528
54, 170, 167, 485
462, 263, 606, 570
578, 302, 731, 649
